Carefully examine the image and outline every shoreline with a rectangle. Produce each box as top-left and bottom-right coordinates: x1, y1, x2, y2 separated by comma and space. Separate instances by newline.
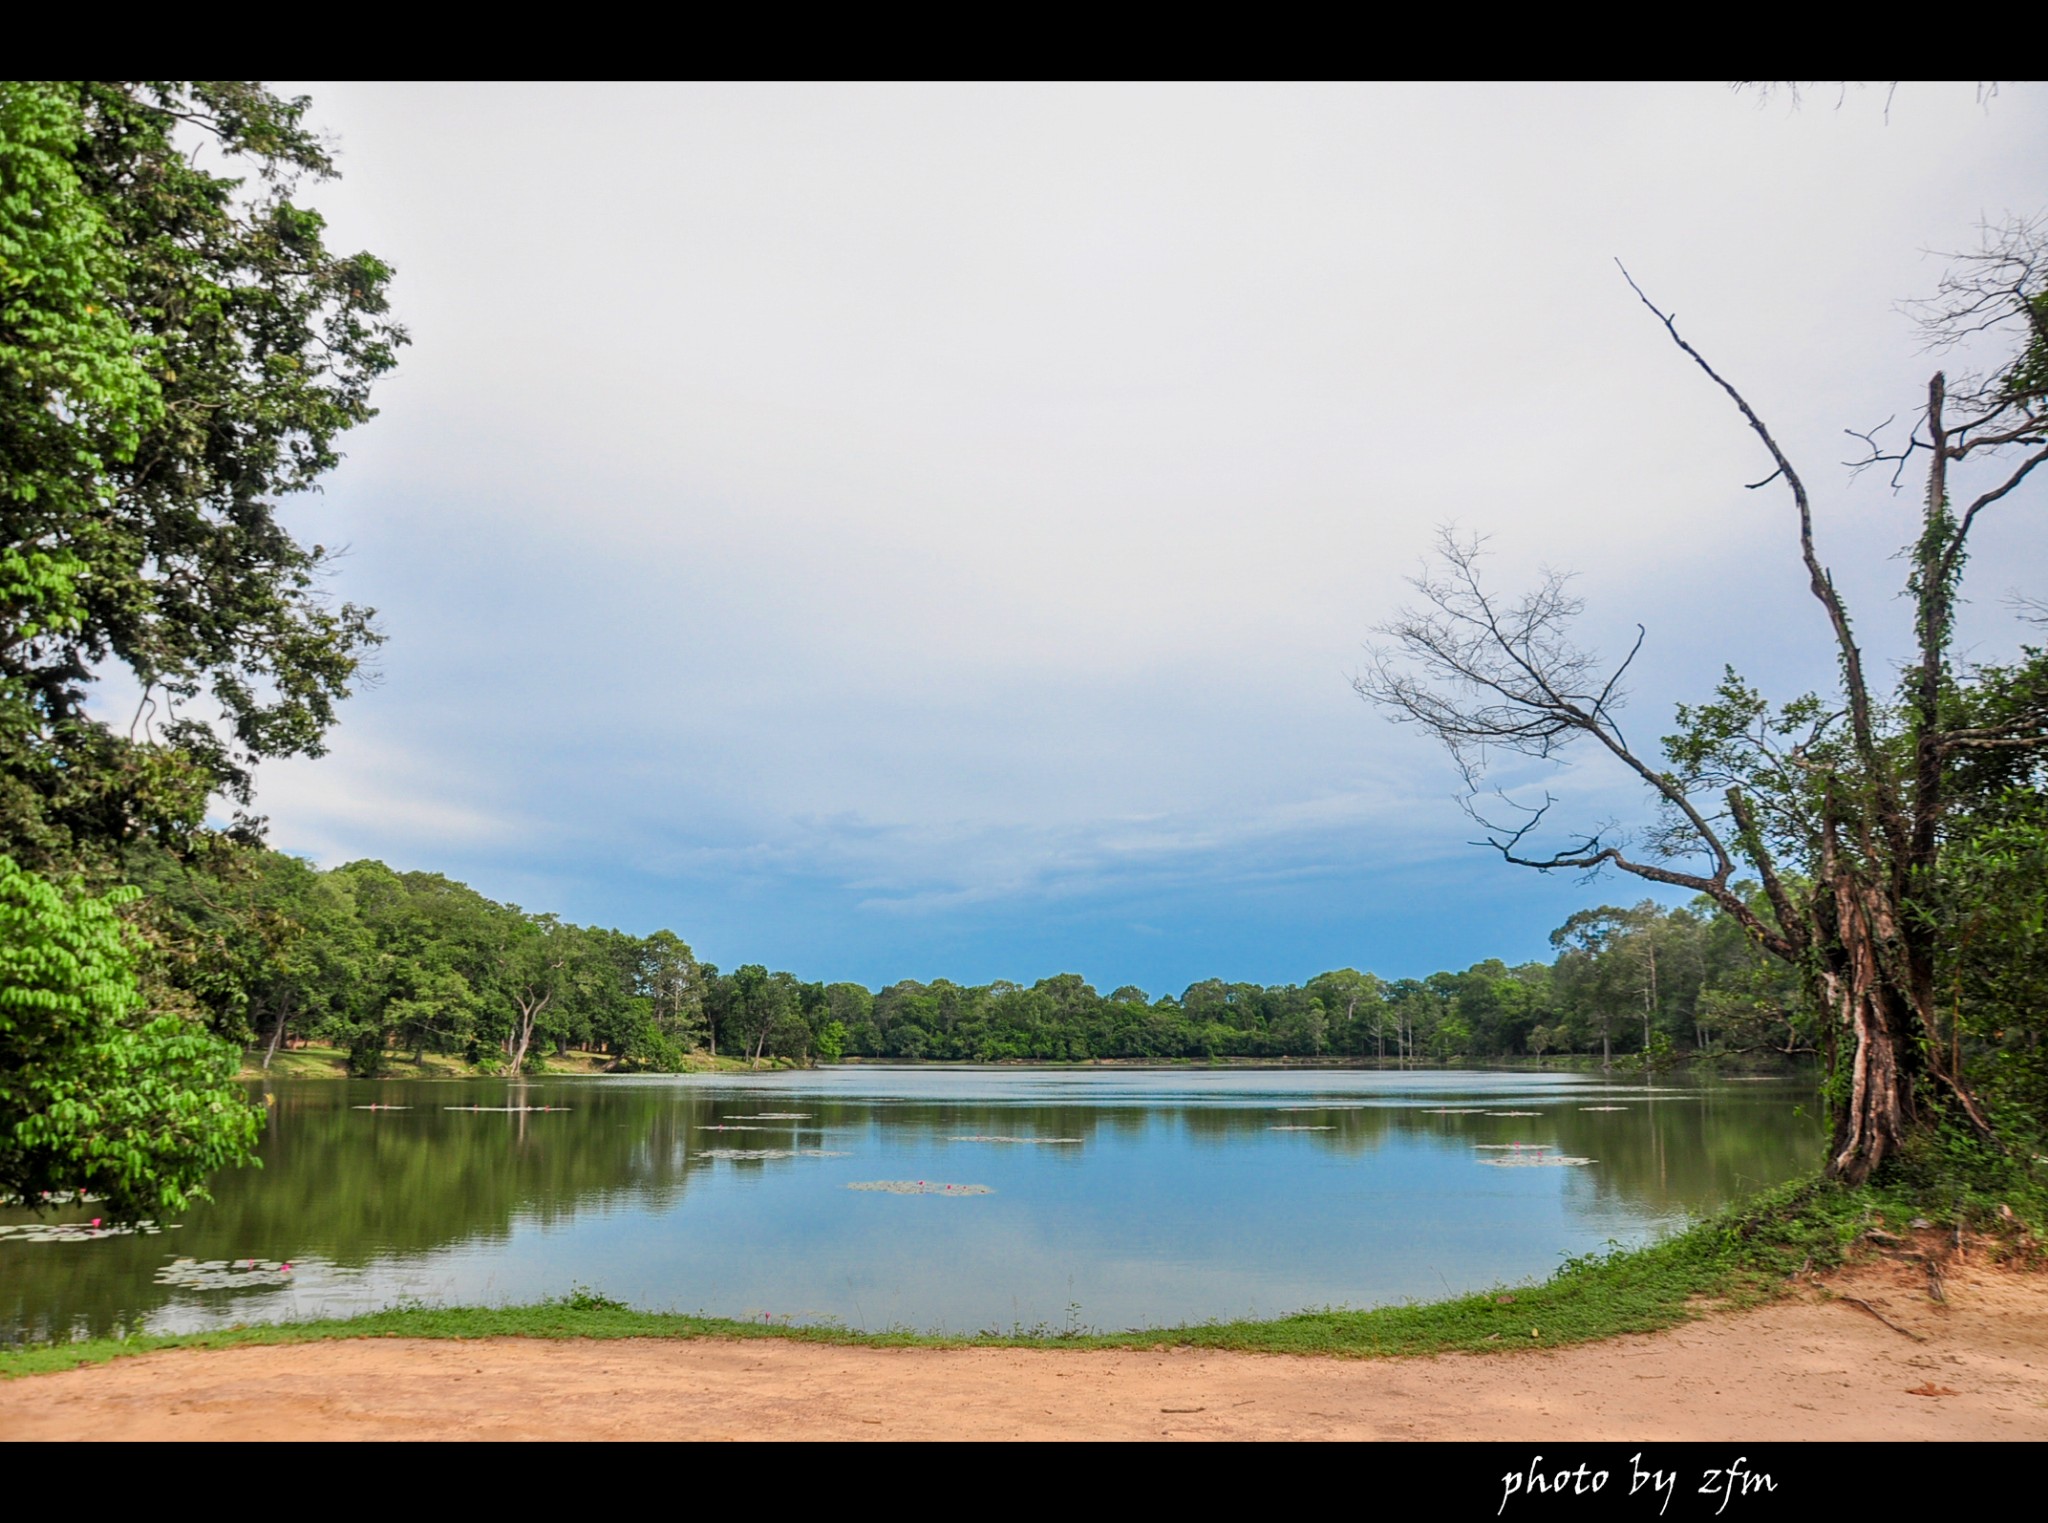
244, 1048, 1808, 1082
7, 1176, 2036, 1378
3, 1251, 2042, 1441
6, 1173, 2043, 1444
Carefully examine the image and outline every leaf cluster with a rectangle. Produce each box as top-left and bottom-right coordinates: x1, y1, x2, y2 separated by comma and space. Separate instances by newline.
0, 855, 259, 1220
1, 82, 406, 877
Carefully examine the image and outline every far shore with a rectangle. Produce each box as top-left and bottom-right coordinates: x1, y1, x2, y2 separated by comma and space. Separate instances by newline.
244, 1044, 1806, 1082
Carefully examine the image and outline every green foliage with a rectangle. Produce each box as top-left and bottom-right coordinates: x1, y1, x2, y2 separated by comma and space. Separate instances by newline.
1, 83, 405, 878
188, 843, 1843, 1074
815, 1019, 847, 1064
1885, 1113, 2048, 1230
548, 1285, 631, 1314
1, 80, 401, 1218
0, 856, 259, 1219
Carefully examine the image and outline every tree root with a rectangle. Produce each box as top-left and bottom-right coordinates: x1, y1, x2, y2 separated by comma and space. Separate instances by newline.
1837, 1295, 1926, 1341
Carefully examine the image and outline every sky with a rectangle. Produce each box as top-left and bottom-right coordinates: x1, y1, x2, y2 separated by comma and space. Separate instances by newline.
139, 82, 2048, 994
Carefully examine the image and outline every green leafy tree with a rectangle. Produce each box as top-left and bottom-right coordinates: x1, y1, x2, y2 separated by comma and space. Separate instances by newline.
814, 1018, 847, 1064
637, 929, 706, 1054
2, 83, 403, 875
490, 914, 580, 1075
2, 81, 399, 1204
0, 856, 258, 1217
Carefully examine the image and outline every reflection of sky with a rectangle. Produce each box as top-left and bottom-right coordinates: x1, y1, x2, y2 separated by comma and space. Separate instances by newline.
65, 1069, 1817, 1336
626, 1065, 1635, 1108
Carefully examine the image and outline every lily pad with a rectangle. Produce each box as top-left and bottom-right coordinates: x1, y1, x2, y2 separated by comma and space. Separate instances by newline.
702, 1148, 850, 1160
946, 1135, 1081, 1144
0, 1220, 169, 1243
444, 1105, 569, 1112
154, 1256, 299, 1289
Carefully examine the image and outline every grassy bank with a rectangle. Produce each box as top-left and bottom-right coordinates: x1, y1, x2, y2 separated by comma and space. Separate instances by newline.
9, 1144, 2041, 1381
240, 1046, 795, 1080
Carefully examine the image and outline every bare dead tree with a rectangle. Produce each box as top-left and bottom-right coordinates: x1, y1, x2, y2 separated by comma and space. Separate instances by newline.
1359, 230, 2046, 1185
1732, 82, 2002, 122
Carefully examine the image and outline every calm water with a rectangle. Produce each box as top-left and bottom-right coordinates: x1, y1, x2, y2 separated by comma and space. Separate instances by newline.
0, 1066, 1823, 1342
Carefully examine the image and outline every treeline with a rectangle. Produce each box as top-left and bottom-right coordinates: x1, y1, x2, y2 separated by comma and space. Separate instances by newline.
135, 844, 1830, 1075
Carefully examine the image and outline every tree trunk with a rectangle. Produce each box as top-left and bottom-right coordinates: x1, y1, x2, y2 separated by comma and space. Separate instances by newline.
507, 995, 547, 1076
1819, 951, 1919, 1187
1642, 939, 1658, 1053
260, 997, 291, 1071
1815, 847, 1924, 1184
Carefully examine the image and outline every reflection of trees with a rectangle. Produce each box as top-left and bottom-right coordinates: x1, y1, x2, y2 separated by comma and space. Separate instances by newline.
688, 1086, 1824, 1208
1376, 1082, 1824, 1214
3, 1079, 725, 1342
1552, 1083, 1826, 1214
1, 1076, 1826, 1343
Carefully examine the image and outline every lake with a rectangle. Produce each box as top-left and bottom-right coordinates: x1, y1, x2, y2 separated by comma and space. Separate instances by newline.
0, 1065, 1823, 1343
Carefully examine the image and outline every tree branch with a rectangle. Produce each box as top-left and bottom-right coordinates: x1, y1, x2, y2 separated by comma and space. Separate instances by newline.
1619, 262, 1902, 847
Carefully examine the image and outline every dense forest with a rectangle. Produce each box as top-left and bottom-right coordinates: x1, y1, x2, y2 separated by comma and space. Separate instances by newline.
133, 839, 1830, 1074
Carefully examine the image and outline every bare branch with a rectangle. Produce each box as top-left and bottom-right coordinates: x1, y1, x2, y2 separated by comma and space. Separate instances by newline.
1904, 212, 2048, 425
1358, 528, 1752, 898
1617, 262, 1901, 844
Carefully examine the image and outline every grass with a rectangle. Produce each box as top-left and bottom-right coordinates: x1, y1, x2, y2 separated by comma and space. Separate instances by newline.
9, 1120, 2042, 1383
240, 1046, 785, 1080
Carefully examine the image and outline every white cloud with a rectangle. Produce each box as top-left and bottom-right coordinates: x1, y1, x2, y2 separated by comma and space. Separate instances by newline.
213, 82, 2048, 974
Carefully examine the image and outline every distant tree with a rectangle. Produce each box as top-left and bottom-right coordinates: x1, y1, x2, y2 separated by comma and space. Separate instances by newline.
814, 1019, 847, 1064
637, 929, 707, 1055
720, 964, 795, 1068
1307, 969, 1382, 1056
495, 915, 579, 1075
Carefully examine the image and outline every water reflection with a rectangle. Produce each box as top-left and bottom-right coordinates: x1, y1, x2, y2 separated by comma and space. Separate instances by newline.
1, 1066, 1822, 1342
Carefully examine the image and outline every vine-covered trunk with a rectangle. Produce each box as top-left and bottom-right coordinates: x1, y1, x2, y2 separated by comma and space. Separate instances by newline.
1816, 784, 1996, 1183
1820, 967, 1918, 1186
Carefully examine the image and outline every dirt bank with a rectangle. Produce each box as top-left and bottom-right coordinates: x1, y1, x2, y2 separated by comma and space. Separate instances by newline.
4, 1257, 2043, 1441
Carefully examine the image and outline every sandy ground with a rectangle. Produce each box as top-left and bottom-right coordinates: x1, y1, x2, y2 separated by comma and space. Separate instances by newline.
4, 1255, 2044, 1442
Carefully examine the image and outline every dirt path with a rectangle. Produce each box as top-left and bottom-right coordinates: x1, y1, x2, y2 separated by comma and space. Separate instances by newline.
5, 1257, 2044, 1441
